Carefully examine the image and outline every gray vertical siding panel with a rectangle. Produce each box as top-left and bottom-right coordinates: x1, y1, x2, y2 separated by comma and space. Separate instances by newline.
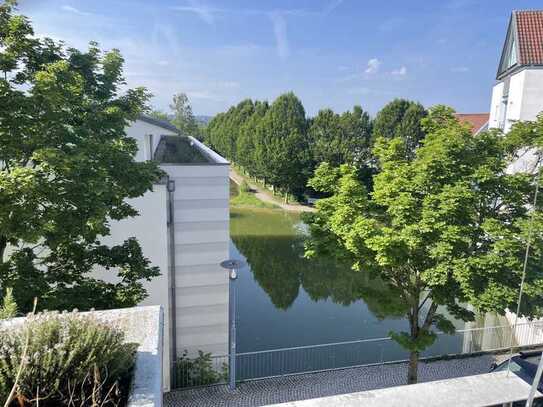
161, 164, 230, 357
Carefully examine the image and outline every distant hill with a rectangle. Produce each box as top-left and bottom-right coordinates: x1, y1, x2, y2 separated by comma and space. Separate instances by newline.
195, 115, 213, 125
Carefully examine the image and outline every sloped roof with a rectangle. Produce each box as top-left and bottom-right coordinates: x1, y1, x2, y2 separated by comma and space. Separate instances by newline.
497, 10, 543, 79
138, 114, 180, 134
455, 113, 489, 135
516, 10, 543, 65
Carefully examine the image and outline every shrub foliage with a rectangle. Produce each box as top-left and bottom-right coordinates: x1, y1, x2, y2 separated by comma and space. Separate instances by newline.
175, 350, 227, 388
0, 311, 137, 406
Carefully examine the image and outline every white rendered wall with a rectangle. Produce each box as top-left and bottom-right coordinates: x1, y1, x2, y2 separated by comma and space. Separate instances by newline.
519, 70, 543, 122
162, 164, 230, 357
489, 69, 543, 174
504, 70, 526, 132
126, 120, 178, 162
488, 81, 504, 129
94, 186, 171, 390
489, 69, 543, 132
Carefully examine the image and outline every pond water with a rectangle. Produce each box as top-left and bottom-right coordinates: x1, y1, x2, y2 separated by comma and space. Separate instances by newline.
230, 207, 469, 362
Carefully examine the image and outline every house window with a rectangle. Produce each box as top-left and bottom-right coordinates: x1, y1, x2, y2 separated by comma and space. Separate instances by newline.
508, 39, 517, 67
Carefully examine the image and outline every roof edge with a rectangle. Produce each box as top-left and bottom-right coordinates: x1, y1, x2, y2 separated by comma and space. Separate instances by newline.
138, 114, 180, 134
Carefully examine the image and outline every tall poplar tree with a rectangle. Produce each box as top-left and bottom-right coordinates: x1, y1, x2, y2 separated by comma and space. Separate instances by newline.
255, 92, 310, 200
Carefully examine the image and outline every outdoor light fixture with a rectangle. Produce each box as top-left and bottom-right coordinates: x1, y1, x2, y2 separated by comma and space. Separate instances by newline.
220, 258, 244, 391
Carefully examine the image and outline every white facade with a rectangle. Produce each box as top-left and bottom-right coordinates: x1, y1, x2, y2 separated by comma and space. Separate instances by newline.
96, 117, 230, 389
488, 69, 543, 133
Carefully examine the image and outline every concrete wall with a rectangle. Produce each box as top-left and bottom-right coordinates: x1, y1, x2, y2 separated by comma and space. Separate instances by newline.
488, 81, 504, 129
519, 69, 543, 122
162, 163, 230, 357
96, 120, 230, 389
127, 120, 178, 162
489, 68, 543, 133
488, 68, 543, 174
95, 185, 172, 389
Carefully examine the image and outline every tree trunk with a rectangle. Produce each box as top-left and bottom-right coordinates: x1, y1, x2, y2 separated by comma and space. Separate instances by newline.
407, 302, 420, 385
407, 350, 419, 384
0, 235, 6, 266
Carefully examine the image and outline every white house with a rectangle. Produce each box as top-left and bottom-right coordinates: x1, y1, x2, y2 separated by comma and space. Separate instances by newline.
97, 114, 230, 390
462, 10, 543, 351
487, 10, 543, 175
488, 10, 543, 134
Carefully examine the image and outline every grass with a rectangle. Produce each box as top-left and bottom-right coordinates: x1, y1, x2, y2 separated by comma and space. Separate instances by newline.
231, 165, 302, 205
230, 180, 278, 209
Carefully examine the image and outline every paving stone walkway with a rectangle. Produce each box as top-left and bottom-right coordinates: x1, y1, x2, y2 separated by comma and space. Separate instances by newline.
164, 354, 498, 407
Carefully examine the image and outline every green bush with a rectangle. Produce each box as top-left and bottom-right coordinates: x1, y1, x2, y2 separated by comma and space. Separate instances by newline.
175, 350, 227, 388
0, 311, 137, 406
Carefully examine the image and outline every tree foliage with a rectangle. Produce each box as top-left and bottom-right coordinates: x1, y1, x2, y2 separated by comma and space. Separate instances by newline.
170, 92, 200, 138
206, 93, 382, 200
309, 105, 372, 168
372, 98, 427, 160
0, 2, 161, 312
305, 107, 543, 384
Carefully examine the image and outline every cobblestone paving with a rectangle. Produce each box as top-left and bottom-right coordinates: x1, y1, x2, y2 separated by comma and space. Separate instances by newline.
164, 354, 498, 407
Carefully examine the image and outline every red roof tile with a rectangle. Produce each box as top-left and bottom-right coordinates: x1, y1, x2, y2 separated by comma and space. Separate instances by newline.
515, 10, 543, 65
455, 113, 489, 135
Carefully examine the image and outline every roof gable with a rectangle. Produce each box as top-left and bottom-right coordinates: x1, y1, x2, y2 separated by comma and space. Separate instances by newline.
497, 11, 543, 79
497, 16, 519, 78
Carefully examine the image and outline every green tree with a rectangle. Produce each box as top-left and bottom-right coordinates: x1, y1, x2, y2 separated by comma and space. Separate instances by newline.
237, 101, 269, 178
0, 2, 161, 312
305, 106, 543, 384
373, 99, 426, 160
206, 99, 255, 162
170, 92, 199, 137
309, 105, 372, 168
148, 109, 171, 123
255, 92, 310, 201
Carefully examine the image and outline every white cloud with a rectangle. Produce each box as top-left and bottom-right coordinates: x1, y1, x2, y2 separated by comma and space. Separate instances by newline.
172, 1, 218, 25
451, 66, 470, 73
391, 66, 407, 76
270, 13, 289, 60
60, 5, 90, 16
365, 58, 381, 74
157, 60, 169, 66
323, 0, 344, 15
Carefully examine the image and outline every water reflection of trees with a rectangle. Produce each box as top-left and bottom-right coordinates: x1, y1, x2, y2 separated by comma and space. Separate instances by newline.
231, 208, 406, 319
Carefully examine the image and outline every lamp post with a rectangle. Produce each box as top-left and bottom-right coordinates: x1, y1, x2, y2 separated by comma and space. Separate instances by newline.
220, 259, 244, 391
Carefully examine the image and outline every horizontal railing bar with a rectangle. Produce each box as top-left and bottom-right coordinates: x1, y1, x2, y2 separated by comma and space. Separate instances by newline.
239, 342, 543, 384
237, 337, 394, 356
237, 322, 541, 356
173, 320, 543, 389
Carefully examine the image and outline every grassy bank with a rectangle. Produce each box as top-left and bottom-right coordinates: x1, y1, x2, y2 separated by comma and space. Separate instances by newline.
230, 180, 278, 209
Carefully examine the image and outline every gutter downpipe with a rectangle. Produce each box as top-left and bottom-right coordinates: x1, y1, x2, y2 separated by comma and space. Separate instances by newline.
166, 176, 178, 389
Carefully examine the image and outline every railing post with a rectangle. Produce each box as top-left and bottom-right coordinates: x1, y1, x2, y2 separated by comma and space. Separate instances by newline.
221, 259, 243, 391
229, 271, 237, 390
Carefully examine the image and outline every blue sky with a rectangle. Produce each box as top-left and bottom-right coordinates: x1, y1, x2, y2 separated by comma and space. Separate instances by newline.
18, 0, 542, 116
